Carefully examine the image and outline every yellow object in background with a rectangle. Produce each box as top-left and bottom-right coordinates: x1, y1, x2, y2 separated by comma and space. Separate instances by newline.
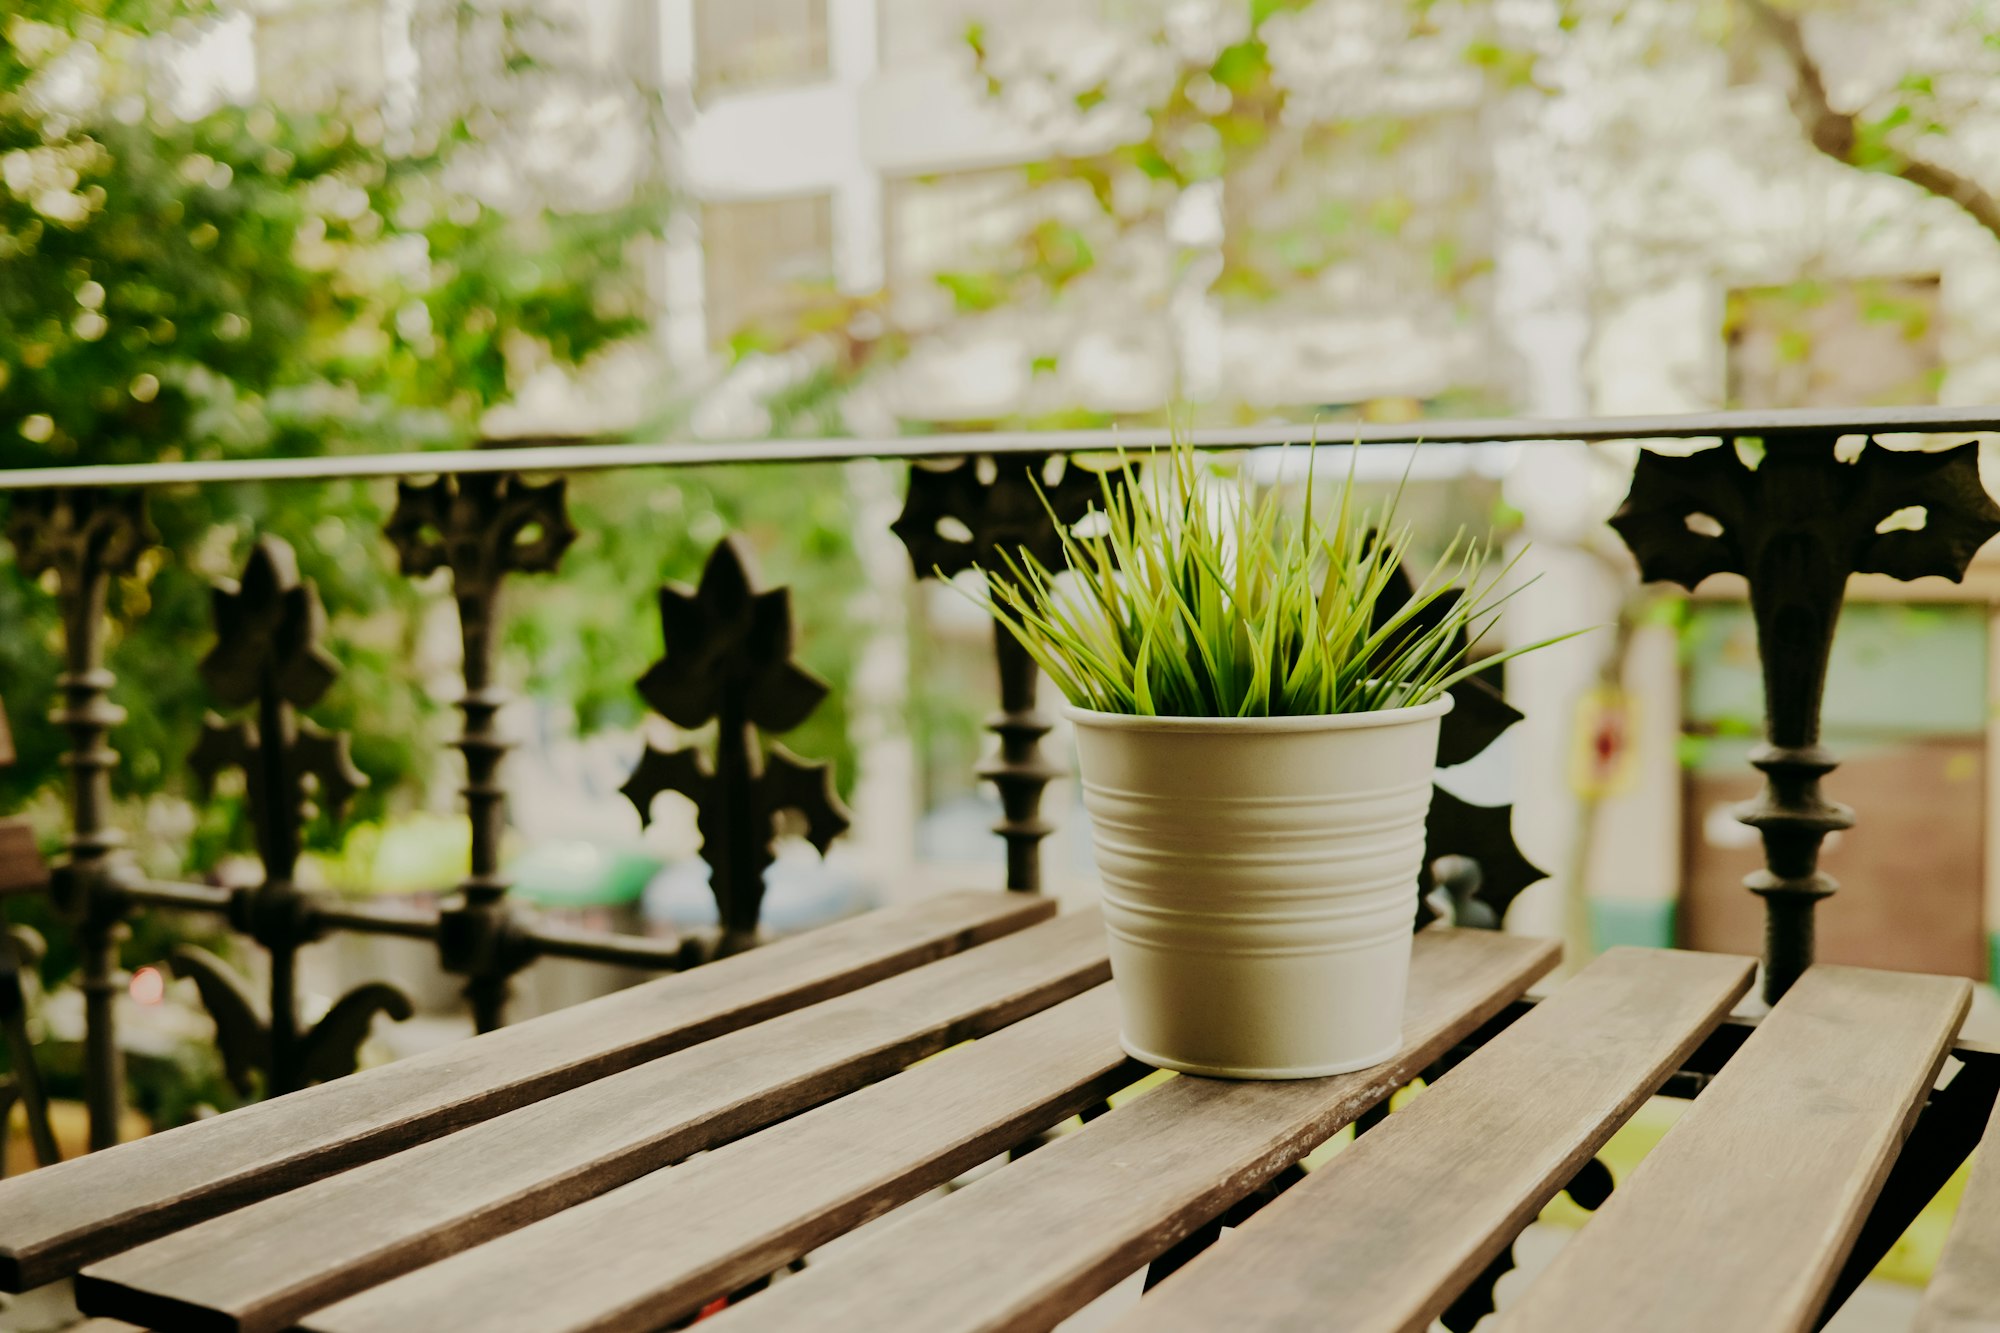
4, 1100, 151, 1177
1537, 1097, 1968, 1287
1571, 686, 1639, 800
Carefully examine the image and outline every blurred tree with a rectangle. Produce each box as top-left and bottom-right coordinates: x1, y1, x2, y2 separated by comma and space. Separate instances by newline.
0, 0, 663, 856
714, 0, 2000, 427
1741, 0, 2000, 247
712, 0, 1533, 426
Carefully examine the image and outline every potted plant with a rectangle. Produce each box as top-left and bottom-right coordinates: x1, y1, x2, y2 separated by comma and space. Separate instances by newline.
972, 441, 1569, 1079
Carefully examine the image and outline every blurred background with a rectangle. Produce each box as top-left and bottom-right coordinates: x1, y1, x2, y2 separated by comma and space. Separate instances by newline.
7, 0, 2000, 1322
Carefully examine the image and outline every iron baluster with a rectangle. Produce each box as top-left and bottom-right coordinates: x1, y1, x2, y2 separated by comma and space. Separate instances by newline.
1610, 433, 2000, 1000
174, 536, 409, 1097
384, 473, 575, 1031
891, 454, 1110, 893
4, 488, 152, 1150
621, 538, 849, 957
1366, 557, 1546, 929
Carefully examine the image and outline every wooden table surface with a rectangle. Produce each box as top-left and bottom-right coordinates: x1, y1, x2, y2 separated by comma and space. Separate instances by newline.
3, 890, 1994, 1333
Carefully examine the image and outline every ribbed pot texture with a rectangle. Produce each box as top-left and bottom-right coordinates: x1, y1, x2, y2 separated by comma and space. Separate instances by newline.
1068, 694, 1451, 1079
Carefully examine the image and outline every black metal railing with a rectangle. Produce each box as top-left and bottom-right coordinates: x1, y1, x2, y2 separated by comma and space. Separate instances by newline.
2, 403, 1996, 1164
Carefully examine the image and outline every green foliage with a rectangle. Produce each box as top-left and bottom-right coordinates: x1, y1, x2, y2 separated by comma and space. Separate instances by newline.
972, 439, 1568, 718
901, 1, 1522, 398
507, 462, 868, 798
0, 0, 662, 860
936, 269, 1007, 313
1461, 37, 1543, 90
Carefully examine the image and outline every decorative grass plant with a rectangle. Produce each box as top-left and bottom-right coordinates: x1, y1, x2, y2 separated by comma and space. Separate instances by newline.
973, 440, 1566, 718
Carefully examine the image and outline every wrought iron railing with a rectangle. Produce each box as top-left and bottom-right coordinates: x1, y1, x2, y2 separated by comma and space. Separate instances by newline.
2, 403, 1997, 1168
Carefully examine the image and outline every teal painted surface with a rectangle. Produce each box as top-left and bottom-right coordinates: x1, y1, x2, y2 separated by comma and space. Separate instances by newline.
1590, 898, 1678, 952
1679, 602, 1988, 775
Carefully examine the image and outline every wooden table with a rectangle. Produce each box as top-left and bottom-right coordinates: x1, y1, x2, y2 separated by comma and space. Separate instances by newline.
4, 890, 1997, 1333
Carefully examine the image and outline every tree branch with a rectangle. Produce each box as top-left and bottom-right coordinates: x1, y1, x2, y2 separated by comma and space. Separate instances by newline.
1745, 0, 2000, 245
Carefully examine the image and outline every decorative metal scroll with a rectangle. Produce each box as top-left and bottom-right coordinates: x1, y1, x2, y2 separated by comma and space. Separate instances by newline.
892, 454, 1114, 893
1610, 434, 2000, 1000
4, 488, 154, 1149
0, 693, 60, 1177
621, 538, 849, 958
1367, 562, 1546, 930
0, 923, 59, 1178
171, 536, 409, 1097
385, 473, 575, 1031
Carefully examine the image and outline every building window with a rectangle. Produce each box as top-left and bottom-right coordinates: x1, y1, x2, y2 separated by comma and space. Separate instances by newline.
701, 195, 835, 346
693, 0, 829, 98
1725, 277, 1942, 408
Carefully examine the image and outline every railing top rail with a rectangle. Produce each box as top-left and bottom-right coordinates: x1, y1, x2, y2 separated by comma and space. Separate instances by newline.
3, 404, 1997, 491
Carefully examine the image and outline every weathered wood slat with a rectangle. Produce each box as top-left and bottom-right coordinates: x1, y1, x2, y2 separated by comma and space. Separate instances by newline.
0, 889, 1051, 1290
1493, 964, 1970, 1333
1122, 947, 1754, 1333
305, 985, 1138, 1333
77, 909, 1109, 1333
1914, 1099, 2000, 1333
0, 820, 46, 896
697, 928, 1561, 1333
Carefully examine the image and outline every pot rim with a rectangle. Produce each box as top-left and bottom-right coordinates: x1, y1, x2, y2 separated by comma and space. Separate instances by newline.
1061, 690, 1453, 734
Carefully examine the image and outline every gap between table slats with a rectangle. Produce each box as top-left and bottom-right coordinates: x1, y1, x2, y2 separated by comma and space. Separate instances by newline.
75, 907, 1108, 1333
1908, 1093, 2000, 1332
1493, 964, 1971, 1333
303, 984, 1139, 1333
1122, 946, 1755, 1333
0, 889, 1051, 1292
696, 927, 1561, 1333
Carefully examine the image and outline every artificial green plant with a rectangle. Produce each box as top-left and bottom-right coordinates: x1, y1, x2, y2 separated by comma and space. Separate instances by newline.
975, 439, 1571, 718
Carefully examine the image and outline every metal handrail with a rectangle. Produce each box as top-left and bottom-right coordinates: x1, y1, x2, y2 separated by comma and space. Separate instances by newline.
4, 403, 1997, 491
8, 401, 1999, 1159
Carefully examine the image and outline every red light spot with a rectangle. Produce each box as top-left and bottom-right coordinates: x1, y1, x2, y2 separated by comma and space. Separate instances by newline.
130, 966, 166, 1005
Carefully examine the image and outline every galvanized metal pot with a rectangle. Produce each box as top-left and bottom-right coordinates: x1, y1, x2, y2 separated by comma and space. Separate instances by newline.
1067, 694, 1451, 1079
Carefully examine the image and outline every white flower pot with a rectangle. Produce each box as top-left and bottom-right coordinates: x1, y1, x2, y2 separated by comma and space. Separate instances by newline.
1067, 695, 1452, 1080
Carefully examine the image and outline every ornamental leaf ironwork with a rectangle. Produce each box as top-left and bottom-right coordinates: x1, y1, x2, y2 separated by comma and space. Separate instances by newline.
890, 453, 1110, 581
1611, 434, 2000, 1000
1366, 561, 1525, 769
199, 536, 339, 710
4, 488, 153, 586
1367, 556, 1545, 930
621, 538, 849, 954
177, 535, 408, 1095
189, 538, 366, 873
169, 944, 413, 1098
1610, 437, 2000, 593
891, 453, 1115, 893
383, 473, 576, 594
382, 472, 576, 1030
639, 536, 828, 734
